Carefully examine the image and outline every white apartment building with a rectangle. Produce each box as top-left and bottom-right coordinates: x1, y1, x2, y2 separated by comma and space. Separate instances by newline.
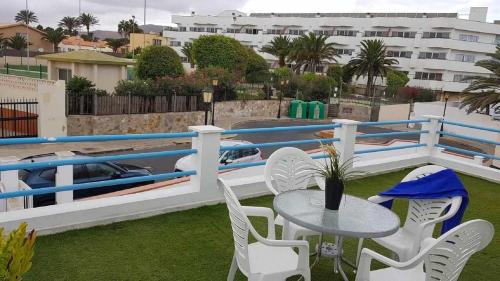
164, 7, 500, 94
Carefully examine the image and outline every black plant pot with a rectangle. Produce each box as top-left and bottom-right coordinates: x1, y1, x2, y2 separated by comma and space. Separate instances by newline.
325, 179, 344, 210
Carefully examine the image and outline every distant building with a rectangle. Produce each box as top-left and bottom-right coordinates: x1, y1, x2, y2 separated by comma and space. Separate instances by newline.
164, 7, 500, 96
0, 22, 51, 52
129, 32, 169, 50
58, 36, 113, 53
37, 50, 134, 93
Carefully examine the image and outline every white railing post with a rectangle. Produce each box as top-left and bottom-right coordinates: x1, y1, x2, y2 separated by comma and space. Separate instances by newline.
0, 156, 22, 211
473, 156, 484, 166
420, 115, 442, 156
333, 119, 359, 168
189, 125, 224, 196
55, 151, 74, 204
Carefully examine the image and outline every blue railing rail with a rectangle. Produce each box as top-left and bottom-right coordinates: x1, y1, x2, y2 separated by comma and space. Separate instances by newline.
356, 130, 428, 139
223, 123, 340, 135
358, 119, 429, 127
435, 144, 500, 160
440, 120, 500, 134
438, 131, 500, 146
0, 170, 196, 199
0, 131, 199, 200
220, 138, 340, 151
355, 143, 426, 155
0, 131, 198, 145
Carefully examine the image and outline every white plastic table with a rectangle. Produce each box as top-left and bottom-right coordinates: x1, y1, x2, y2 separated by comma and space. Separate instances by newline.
273, 190, 400, 281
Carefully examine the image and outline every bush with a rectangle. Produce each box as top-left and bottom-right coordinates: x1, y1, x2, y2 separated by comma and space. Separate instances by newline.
114, 80, 155, 96
245, 48, 270, 84
386, 70, 409, 99
299, 75, 334, 101
397, 87, 437, 103
193, 67, 238, 101
66, 76, 107, 95
192, 35, 248, 75
135, 45, 184, 80
0, 223, 36, 280
154, 75, 206, 96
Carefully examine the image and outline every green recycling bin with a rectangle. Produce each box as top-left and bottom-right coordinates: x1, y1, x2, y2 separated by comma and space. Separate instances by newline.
307, 101, 325, 119
289, 100, 307, 119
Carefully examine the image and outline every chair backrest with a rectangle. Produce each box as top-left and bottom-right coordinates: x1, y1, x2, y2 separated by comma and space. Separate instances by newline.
264, 147, 323, 195
423, 219, 494, 281
401, 165, 459, 237
218, 178, 251, 274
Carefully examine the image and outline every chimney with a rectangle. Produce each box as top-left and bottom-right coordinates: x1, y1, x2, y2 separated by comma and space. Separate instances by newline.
469, 7, 487, 22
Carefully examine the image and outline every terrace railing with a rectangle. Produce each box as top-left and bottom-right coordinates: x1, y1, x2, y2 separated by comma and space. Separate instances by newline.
0, 116, 498, 233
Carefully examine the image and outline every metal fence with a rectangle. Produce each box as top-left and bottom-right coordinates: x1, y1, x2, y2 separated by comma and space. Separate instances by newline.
0, 98, 38, 138
66, 94, 201, 115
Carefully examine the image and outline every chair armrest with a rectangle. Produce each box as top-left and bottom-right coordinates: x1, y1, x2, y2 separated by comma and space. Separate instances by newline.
259, 238, 310, 268
368, 195, 393, 204
242, 206, 276, 239
357, 247, 425, 279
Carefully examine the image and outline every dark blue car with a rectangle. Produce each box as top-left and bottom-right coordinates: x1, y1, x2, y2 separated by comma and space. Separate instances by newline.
19, 153, 153, 207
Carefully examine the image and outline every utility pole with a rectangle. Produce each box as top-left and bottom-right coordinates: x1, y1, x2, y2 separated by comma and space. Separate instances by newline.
143, 0, 146, 47
78, 0, 81, 17
25, 0, 30, 72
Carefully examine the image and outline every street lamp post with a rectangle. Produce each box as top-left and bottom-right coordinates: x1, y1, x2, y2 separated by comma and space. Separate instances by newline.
132, 15, 136, 59
211, 79, 218, 125
440, 93, 450, 133
203, 90, 213, 125
277, 80, 288, 119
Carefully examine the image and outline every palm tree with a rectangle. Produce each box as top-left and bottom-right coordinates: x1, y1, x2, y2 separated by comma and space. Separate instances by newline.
460, 45, 500, 114
181, 42, 195, 68
15, 9, 38, 25
42, 28, 67, 52
79, 13, 99, 37
289, 33, 339, 73
6, 34, 28, 65
347, 39, 398, 98
105, 38, 129, 53
261, 35, 292, 68
118, 19, 142, 39
58, 16, 81, 36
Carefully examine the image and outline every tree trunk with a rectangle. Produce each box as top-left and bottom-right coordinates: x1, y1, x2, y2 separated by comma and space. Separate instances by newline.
365, 71, 373, 97
279, 56, 285, 68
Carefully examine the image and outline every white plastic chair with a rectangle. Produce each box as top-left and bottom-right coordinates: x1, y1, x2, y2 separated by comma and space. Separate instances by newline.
356, 165, 463, 264
355, 219, 494, 281
219, 178, 311, 281
264, 147, 324, 240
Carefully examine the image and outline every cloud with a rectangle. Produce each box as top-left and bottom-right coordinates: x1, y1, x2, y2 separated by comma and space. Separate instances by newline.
0, 0, 498, 31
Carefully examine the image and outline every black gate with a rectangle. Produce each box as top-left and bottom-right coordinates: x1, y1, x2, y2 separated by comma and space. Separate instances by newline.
0, 98, 38, 138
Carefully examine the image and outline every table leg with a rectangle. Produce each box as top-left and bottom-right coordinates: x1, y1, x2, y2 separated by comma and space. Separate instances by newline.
336, 237, 349, 281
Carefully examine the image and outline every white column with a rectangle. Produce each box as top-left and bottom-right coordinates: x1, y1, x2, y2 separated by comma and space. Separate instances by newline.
93, 64, 99, 85
420, 115, 442, 156
333, 119, 359, 168
188, 125, 224, 196
0, 156, 21, 211
473, 156, 484, 166
55, 151, 74, 204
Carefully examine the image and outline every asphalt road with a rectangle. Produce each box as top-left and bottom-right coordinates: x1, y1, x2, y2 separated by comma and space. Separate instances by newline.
106, 119, 419, 175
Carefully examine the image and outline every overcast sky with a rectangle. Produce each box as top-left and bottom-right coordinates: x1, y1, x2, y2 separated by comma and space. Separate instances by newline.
1, 0, 499, 31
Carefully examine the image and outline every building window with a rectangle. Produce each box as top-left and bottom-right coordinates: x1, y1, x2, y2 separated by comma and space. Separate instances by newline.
206, 27, 218, 33
189, 27, 205, 32
58, 68, 72, 83
364, 31, 389, 37
386, 50, 412, 58
153, 39, 162, 46
336, 30, 357, 37
459, 34, 479, 42
335, 48, 354, 55
266, 29, 283, 35
288, 29, 306, 35
391, 31, 416, 38
422, 32, 450, 39
453, 74, 475, 83
455, 54, 475, 63
414, 72, 443, 81
418, 52, 446, 60
244, 28, 259, 34
314, 30, 334, 36
170, 41, 181, 47
178, 26, 186, 32
226, 28, 240, 34
180, 57, 189, 63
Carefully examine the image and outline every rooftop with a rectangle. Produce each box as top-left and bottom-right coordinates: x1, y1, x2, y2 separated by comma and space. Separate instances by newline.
60, 36, 109, 49
24, 170, 499, 280
36, 50, 134, 66
249, 12, 459, 18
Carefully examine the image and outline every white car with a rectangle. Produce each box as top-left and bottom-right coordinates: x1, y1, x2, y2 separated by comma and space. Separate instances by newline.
174, 140, 262, 172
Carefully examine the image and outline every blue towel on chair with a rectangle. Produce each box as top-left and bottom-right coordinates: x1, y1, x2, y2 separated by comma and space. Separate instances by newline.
379, 169, 468, 234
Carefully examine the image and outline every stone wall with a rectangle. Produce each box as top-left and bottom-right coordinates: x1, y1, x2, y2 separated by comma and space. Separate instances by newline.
214, 99, 290, 121
67, 100, 290, 135
337, 104, 371, 121
68, 111, 205, 135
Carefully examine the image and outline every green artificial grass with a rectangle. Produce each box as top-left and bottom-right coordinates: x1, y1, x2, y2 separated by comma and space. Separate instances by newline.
25, 170, 499, 280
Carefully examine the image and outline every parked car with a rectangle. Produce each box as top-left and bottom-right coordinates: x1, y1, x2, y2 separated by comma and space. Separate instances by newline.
18, 152, 153, 207
493, 106, 500, 120
174, 140, 262, 172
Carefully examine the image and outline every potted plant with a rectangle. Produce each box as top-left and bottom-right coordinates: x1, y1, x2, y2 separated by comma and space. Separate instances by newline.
314, 144, 359, 210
